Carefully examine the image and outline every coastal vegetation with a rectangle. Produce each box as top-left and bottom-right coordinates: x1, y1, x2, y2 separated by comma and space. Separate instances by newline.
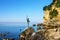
56, 0, 60, 7
43, 0, 60, 11
43, 5, 51, 10
49, 9, 58, 19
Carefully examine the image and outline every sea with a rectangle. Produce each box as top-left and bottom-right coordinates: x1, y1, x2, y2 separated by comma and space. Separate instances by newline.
0, 22, 37, 40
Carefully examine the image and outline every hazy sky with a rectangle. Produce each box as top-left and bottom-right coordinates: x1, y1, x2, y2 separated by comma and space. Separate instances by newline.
0, 0, 52, 23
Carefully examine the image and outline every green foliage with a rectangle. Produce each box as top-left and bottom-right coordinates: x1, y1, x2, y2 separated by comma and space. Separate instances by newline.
51, 0, 56, 4
43, 5, 51, 10
56, 0, 60, 7
50, 0, 55, 6
43, 0, 57, 11
43, 6, 48, 10
47, 5, 51, 10
49, 9, 58, 19
53, 0, 55, 2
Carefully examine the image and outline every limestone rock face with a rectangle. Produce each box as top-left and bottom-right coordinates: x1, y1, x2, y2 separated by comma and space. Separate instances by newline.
30, 28, 60, 40
43, 0, 60, 23
45, 28, 60, 40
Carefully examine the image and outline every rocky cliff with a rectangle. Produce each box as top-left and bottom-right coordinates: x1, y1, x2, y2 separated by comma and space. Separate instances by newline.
43, 0, 60, 23
19, 0, 60, 40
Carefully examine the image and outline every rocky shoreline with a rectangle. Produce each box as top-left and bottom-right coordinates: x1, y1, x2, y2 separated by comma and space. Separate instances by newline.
18, 26, 60, 40
19, 0, 60, 40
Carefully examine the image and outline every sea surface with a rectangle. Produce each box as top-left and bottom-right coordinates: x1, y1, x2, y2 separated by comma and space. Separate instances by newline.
0, 22, 37, 40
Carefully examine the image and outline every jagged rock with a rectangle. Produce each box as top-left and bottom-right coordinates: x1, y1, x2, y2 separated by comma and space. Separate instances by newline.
44, 28, 60, 40
31, 31, 46, 40
19, 27, 35, 40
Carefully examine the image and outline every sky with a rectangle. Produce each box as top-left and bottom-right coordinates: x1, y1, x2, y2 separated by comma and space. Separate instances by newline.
0, 0, 52, 23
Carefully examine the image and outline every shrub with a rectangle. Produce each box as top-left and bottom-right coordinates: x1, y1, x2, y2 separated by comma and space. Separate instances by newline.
49, 9, 58, 19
